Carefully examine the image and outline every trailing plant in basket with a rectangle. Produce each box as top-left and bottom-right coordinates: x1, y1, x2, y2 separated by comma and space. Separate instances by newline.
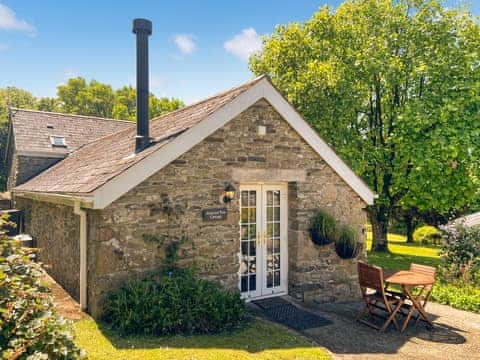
335, 225, 359, 259
309, 210, 338, 245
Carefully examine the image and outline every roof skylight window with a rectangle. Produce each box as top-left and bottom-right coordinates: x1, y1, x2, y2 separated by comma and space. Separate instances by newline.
50, 136, 67, 147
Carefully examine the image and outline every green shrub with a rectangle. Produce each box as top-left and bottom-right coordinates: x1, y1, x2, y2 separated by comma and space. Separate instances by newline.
438, 224, 480, 285
413, 225, 442, 245
309, 210, 338, 245
431, 282, 480, 313
335, 225, 359, 259
0, 237, 85, 359
102, 269, 246, 336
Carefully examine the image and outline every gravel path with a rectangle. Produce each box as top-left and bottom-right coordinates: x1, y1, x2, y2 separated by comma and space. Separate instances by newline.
262, 297, 480, 360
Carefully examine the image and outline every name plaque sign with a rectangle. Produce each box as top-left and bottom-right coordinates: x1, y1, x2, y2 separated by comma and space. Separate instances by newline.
202, 208, 228, 221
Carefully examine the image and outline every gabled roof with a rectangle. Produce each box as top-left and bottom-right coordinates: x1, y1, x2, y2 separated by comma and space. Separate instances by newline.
8, 108, 133, 157
14, 76, 376, 207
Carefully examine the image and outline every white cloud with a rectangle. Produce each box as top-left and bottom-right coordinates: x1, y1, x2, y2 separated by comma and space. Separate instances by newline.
0, 3, 36, 36
173, 34, 196, 55
224, 28, 262, 62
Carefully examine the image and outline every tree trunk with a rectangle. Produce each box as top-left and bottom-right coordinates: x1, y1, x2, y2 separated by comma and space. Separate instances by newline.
368, 206, 389, 252
405, 214, 415, 243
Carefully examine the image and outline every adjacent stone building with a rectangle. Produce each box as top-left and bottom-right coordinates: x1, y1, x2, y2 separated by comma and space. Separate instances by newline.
12, 76, 375, 317
4, 108, 132, 189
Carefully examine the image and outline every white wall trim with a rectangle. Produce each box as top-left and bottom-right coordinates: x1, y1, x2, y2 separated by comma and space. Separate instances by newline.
86, 77, 374, 208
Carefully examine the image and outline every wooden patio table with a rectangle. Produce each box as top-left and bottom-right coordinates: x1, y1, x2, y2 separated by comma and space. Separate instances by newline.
385, 270, 435, 332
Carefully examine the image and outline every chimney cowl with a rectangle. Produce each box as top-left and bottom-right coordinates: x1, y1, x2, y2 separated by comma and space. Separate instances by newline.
132, 18, 152, 35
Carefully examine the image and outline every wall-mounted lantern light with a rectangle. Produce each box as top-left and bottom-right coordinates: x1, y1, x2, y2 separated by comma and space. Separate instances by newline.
223, 183, 236, 203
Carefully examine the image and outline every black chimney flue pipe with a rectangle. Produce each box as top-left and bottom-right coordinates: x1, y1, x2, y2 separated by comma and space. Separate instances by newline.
132, 18, 152, 152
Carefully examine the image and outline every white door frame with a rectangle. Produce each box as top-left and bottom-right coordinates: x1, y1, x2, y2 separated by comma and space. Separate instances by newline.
239, 183, 288, 300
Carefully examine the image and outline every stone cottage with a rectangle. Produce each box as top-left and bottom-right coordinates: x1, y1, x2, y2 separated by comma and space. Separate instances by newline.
12, 75, 375, 317
4, 108, 132, 189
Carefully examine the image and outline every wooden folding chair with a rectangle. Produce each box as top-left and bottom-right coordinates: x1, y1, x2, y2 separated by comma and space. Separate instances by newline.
356, 261, 404, 332
409, 263, 436, 327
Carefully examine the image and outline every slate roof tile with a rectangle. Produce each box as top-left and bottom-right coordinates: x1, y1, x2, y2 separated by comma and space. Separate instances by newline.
10, 109, 133, 156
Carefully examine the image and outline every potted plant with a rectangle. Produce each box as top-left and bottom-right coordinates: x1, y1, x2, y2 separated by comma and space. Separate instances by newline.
309, 210, 337, 246
335, 225, 359, 259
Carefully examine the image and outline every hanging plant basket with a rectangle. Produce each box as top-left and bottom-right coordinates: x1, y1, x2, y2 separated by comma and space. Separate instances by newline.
309, 210, 337, 246
335, 225, 360, 259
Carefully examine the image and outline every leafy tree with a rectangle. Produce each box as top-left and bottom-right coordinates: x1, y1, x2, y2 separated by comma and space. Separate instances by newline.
112, 85, 185, 121
36, 97, 60, 112
251, 0, 480, 251
57, 77, 115, 118
0, 88, 37, 190
113, 86, 136, 120
150, 96, 184, 118
58, 78, 184, 120
0, 87, 36, 122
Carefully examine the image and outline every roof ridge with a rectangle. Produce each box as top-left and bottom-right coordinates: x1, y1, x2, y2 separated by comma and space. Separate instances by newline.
149, 75, 267, 123
9, 107, 134, 124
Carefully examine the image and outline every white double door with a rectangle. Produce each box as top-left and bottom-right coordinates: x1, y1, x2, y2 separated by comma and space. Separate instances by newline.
239, 183, 288, 299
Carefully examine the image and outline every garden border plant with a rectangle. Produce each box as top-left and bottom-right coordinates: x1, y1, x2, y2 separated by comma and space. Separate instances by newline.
102, 232, 247, 336
0, 216, 85, 359
438, 223, 480, 286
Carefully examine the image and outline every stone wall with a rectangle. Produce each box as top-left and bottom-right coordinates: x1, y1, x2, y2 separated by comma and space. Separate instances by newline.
5, 134, 16, 190
16, 155, 63, 187
7, 153, 63, 189
15, 198, 81, 300
87, 99, 367, 317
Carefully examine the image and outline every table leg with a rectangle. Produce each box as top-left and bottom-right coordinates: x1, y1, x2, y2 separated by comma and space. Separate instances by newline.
402, 285, 433, 332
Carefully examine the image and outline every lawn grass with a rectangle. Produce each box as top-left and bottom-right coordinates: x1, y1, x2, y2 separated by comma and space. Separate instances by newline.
366, 232, 441, 270
366, 232, 480, 313
74, 318, 331, 360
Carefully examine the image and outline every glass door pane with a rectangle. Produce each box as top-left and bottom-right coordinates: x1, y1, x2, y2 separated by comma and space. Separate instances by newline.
265, 189, 281, 289
239, 189, 258, 295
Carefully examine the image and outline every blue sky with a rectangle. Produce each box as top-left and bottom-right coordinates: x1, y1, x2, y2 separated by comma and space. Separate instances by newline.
0, 1, 478, 105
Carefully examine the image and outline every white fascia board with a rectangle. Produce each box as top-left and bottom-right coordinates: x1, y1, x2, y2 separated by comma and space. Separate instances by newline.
92, 77, 376, 208
14, 191, 94, 208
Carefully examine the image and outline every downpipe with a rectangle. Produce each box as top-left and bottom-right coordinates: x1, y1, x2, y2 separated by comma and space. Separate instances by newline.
74, 201, 88, 311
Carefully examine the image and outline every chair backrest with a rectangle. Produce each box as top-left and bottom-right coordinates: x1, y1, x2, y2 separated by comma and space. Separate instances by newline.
358, 261, 384, 293
409, 263, 436, 279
